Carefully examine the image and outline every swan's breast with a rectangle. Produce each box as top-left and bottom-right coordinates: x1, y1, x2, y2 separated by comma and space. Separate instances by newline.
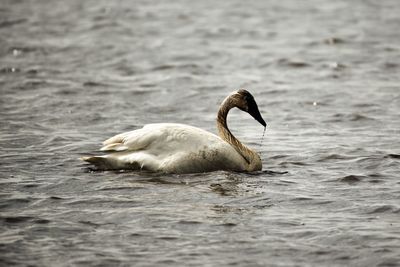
159, 141, 247, 173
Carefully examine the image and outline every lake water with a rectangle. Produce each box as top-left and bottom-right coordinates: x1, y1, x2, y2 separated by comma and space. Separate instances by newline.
1, 0, 400, 266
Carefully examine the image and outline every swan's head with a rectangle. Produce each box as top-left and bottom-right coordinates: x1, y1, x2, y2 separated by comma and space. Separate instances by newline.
233, 89, 267, 127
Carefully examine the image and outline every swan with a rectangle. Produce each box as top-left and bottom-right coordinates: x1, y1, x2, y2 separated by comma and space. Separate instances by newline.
82, 89, 266, 173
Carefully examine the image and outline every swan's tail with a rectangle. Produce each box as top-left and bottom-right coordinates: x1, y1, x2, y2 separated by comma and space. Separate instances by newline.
80, 156, 118, 170
80, 155, 144, 171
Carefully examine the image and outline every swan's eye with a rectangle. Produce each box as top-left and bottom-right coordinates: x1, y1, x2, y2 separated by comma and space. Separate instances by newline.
244, 94, 254, 104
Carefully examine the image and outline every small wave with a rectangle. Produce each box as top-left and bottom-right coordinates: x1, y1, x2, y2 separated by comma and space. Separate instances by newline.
277, 179, 297, 184
152, 64, 175, 71
130, 233, 144, 237
49, 196, 64, 200
291, 196, 313, 201
22, 183, 40, 188
34, 219, 51, 224
0, 18, 27, 28
262, 170, 288, 175
242, 170, 288, 176
211, 205, 245, 214
323, 37, 346, 45
279, 161, 309, 166
97, 186, 145, 191
210, 183, 232, 196
276, 58, 310, 68
178, 220, 202, 225
352, 102, 379, 108
383, 62, 398, 69
157, 236, 180, 240
317, 154, 353, 162
0, 216, 50, 224
83, 81, 109, 87
338, 175, 366, 183
336, 173, 387, 184
269, 154, 289, 160
253, 204, 274, 209
349, 113, 375, 122
367, 205, 400, 214
2, 216, 34, 223
385, 153, 400, 159
151, 63, 201, 72
78, 220, 101, 227
0, 67, 21, 73
329, 113, 376, 122
139, 83, 157, 88
8, 46, 39, 54
215, 222, 237, 227
0, 198, 31, 209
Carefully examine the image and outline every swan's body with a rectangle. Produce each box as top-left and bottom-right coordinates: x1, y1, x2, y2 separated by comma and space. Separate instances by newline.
88, 123, 251, 173
82, 89, 266, 173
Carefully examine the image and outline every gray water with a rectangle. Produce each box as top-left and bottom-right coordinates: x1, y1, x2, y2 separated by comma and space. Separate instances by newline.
1, 0, 400, 266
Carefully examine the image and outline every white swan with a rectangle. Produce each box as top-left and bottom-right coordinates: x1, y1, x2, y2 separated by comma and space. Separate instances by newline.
82, 89, 266, 173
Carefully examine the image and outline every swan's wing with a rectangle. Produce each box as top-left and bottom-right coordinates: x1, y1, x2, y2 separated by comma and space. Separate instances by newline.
101, 132, 131, 151
101, 124, 160, 152
100, 123, 191, 152
101, 133, 130, 151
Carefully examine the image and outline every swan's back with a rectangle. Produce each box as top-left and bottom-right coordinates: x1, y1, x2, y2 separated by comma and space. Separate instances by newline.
83, 123, 247, 173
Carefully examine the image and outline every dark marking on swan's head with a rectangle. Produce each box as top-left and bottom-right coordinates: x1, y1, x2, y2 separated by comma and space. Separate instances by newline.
235, 89, 267, 127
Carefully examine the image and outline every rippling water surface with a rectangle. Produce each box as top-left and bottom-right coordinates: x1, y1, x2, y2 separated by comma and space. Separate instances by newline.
1, 0, 400, 266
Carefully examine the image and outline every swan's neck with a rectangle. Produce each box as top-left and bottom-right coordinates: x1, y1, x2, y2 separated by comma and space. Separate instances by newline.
217, 96, 261, 171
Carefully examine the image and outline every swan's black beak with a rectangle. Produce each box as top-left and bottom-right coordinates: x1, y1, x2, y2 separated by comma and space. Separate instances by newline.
248, 100, 267, 127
